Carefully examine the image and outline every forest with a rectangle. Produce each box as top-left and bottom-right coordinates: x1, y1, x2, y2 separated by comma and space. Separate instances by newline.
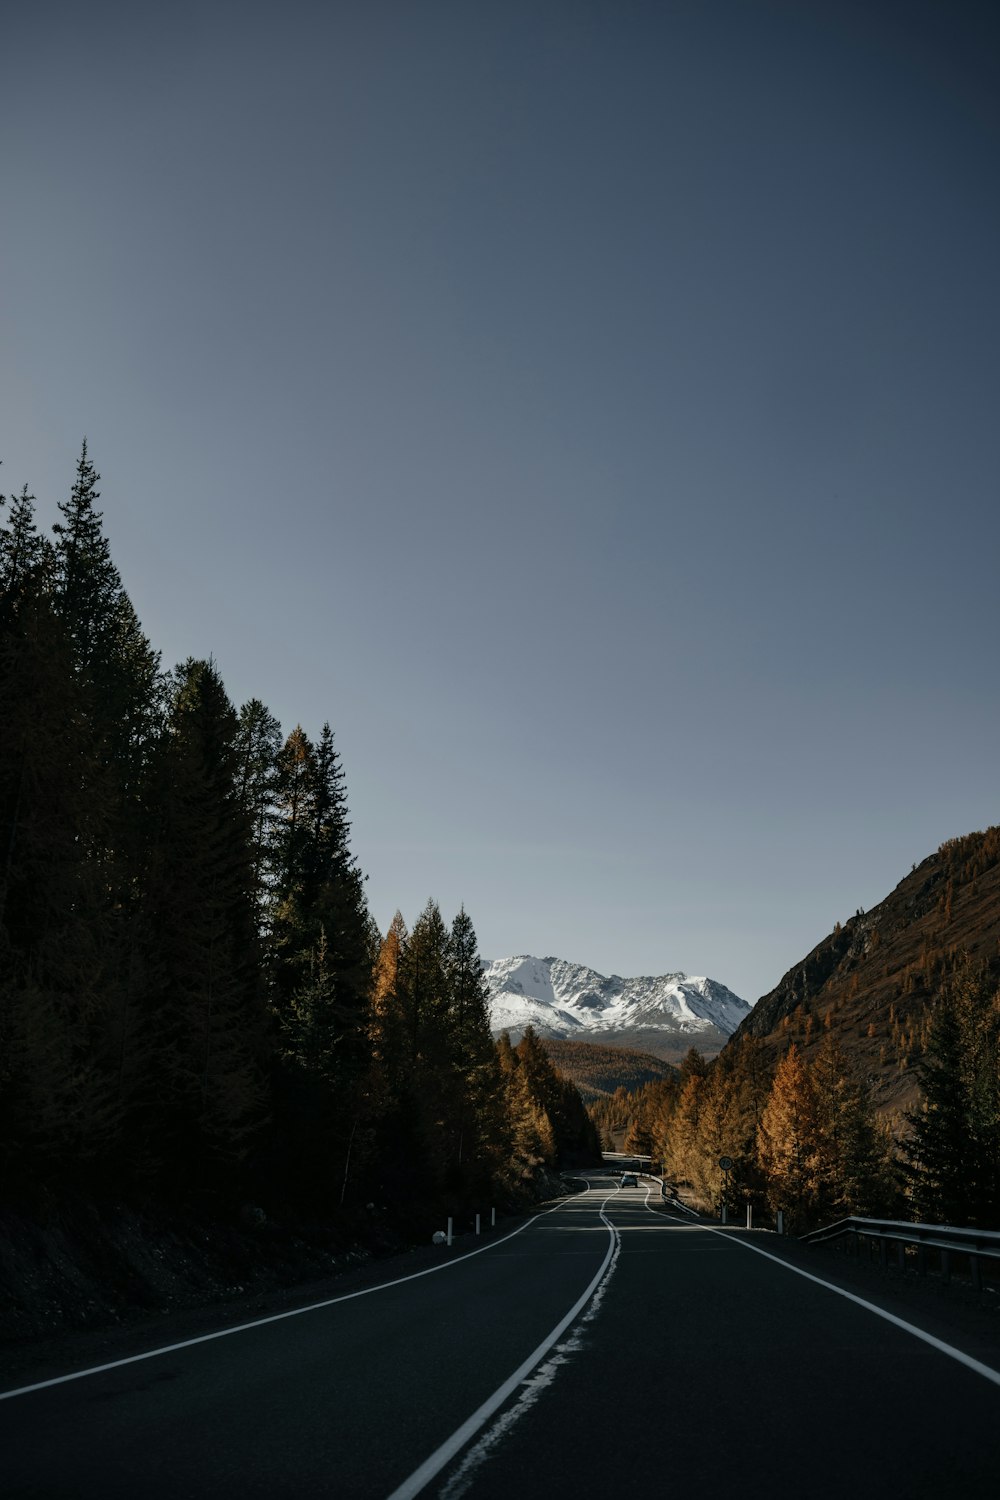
0, 445, 599, 1225
590, 952, 1000, 1231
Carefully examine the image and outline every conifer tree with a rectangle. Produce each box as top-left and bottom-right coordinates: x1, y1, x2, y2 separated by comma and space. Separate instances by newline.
270, 725, 317, 1003
397, 899, 456, 1186
270, 722, 373, 1198
497, 1031, 552, 1183
901, 959, 1000, 1227
757, 1044, 819, 1226
623, 1099, 653, 1157
0, 481, 127, 1170
401, 899, 451, 1062
558, 1075, 601, 1164
964, 984, 1000, 1226
802, 1034, 893, 1219
0, 484, 47, 592
51, 441, 161, 808
271, 723, 370, 1033
235, 698, 282, 924
43, 448, 163, 1157
661, 1073, 703, 1189
712, 1039, 772, 1208
446, 906, 506, 1187
369, 912, 410, 1119
142, 659, 268, 1176
513, 1027, 596, 1167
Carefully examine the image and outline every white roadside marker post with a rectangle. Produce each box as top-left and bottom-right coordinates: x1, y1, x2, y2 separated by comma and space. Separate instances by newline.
475, 1213, 481, 1236
447, 1217, 453, 1247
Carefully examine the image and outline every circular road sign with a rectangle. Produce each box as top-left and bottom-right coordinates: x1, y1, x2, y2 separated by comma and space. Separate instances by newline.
718, 1156, 734, 1172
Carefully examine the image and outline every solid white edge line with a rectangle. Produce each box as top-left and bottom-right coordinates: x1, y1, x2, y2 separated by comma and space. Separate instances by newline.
0, 1186, 593, 1403
710, 1229, 1000, 1388
384, 1190, 620, 1500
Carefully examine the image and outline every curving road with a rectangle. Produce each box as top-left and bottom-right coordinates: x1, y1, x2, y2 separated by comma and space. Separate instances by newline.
1, 1175, 999, 1497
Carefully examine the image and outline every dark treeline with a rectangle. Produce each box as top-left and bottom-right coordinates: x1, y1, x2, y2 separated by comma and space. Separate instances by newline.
0, 446, 598, 1214
592, 956, 1000, 1231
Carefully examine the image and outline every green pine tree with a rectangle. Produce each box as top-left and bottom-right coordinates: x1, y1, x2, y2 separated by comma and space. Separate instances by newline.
141, 659, 268, 1178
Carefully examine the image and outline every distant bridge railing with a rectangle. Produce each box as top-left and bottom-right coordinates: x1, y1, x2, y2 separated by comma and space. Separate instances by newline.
802, 1216, 1000, 1292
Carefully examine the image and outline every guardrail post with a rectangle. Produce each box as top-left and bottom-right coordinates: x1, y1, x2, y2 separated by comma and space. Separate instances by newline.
916, 1242, 927, 1275
940, 1249, 950, 1284
879, 1237, 888, 1270
971, 1253, 982, 1293
447, 1217, 453, 1247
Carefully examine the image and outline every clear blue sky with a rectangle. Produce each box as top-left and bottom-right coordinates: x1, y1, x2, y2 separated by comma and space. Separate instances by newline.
3, 1, 998, 1004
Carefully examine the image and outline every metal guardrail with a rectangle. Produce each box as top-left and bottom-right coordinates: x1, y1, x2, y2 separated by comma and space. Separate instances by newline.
802, 1215, 1000, 1292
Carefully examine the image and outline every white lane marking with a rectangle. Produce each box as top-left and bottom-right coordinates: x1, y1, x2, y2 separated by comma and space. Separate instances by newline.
711, 1230, 1000, 1388
385, 1193, 621, 1500
435, 1195, 622, 1500
0, 1187, 596, 1404
630, 1181, 686, 1226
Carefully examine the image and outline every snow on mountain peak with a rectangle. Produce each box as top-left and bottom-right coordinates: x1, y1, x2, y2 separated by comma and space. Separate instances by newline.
482, 954, 750, 1049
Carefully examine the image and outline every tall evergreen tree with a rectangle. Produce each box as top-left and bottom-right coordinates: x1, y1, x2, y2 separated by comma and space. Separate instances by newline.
446, 906, 506, 1187
141, 659, 268, 1177
270, 722, 373, 1200
401, 898, 451, 1064
901, 960, 1000, 1227
234, 698, 282, 926
0, 484, 48, 593
398, 899, 455, 1187
0, 482, 125, 1171
271, 724, 370, 1012
51, 441, 161, 806
270, 725, 316, 1005
810, 1035, 895, 1219
368, 913, 410, 1141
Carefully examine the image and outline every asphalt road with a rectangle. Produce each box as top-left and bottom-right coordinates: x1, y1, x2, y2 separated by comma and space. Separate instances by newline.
2, 1175, 999, 1498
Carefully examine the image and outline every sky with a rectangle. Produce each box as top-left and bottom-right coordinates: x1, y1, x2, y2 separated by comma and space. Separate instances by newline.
2, 0, 998, 1005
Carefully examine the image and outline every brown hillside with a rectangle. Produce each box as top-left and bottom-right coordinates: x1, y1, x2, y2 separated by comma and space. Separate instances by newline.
729, 826, 1000, 1117
539, 1039, 676, 1103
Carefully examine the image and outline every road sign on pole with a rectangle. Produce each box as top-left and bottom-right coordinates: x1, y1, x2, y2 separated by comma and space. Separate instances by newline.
718, 1156, 733, 1223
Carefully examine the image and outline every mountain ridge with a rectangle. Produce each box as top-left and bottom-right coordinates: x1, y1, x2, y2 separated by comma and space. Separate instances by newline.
483, 954, 751, 1062
537, 1039, 676, 1103
726, 825, 1000, 1113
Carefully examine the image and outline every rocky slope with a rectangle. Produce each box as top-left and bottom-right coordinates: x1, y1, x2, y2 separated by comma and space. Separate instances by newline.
727, 825, 1000, 1114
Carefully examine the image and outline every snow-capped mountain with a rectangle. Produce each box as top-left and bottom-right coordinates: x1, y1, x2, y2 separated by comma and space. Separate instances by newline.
483, 955, 751, 1060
